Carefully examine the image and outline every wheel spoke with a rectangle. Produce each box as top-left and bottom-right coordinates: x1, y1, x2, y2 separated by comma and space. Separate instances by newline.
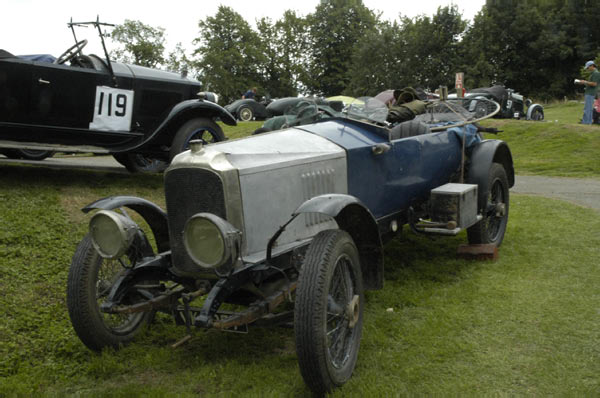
327, 295, 344, 317
325, 254, 358, 369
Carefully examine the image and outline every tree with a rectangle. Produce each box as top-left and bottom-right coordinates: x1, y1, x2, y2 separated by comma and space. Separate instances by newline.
346, 21, 406, 96
397, 6, 467, 91
256, 16, 299, 98
304, 0, 378, 96
193, 6, 267, 104
166, 42, 195, 76
348, 6, 467, 95
461, 0, 600, 100
110, 20, 166, 68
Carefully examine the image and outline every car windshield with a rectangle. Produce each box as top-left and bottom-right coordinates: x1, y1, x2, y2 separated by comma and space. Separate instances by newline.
343, 97, 389, 124
413, 97, 500, 131
281, 95, 500, 132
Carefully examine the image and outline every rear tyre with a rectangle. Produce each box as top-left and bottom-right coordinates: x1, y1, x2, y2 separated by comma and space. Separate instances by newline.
295, 230, 364, 394
112, 153, 168, 173
238, 106, 254, 122
467, 162, 510, 246
169, 117, 226, 160
67, 235, 150, 351
2, 149, 54, 160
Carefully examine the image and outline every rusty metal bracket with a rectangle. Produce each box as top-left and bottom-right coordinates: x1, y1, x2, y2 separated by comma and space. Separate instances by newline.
212, 281, 297, 330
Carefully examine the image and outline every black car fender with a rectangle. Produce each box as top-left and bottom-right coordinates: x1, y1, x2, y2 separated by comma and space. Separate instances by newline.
82, 195, 170, 252
131, 99, 236, 152
292, 194, 384, 290
466, 140, 515, 211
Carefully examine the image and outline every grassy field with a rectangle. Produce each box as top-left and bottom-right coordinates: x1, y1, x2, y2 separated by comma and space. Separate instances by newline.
482, 101, 600, 177
0, 103, 599, 396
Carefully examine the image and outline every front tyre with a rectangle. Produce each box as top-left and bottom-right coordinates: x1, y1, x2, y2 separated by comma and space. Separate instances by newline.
467, 162, 510, 246
295, 230, 364, 394
67, 235, 150, 351
169, 117, 226, 160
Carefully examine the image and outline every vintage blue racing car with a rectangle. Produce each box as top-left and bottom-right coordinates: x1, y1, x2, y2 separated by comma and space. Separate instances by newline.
66, 97, 513, 394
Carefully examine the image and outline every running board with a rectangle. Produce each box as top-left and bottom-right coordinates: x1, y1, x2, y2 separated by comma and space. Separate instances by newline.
0, 140, 110, 154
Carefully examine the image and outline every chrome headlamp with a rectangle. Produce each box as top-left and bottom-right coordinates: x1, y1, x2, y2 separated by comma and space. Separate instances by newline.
89, 210, 138, 259
183, 213, 240, 271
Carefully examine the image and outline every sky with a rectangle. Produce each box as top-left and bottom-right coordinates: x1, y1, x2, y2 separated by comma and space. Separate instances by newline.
2, 0, 485, 57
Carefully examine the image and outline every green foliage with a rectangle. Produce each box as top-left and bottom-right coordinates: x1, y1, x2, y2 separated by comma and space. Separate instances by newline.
305, 0, 378, 96
463, 0, 600, 100
165, 42, 195, 76
255, 13, 307, 98
104, 2, 600, 101
110, 20, 166, 68
482, 102, 600, 177
193, 6, 267, 103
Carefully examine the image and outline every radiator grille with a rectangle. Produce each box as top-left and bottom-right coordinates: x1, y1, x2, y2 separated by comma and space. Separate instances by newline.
164, 167, 226, 276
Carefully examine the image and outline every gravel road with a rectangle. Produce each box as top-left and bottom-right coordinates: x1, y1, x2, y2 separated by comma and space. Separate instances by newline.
512, 175, 600, 211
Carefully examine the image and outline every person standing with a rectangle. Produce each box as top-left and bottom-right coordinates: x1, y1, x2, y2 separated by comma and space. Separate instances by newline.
576, 61, 600, 124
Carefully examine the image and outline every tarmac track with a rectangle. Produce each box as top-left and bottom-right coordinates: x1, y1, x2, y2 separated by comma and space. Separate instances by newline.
1, 155, 599, 212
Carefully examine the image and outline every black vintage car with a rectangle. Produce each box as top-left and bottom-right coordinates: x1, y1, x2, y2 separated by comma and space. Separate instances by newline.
464, 85, 544, 121
225, 96, 332, 122
225, 97, 272, 121
0, 19, 235, 172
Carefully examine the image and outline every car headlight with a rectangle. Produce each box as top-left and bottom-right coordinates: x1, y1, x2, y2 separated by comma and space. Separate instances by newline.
183, 213, 240, 271
197, 91, 218, 104
89, 210, 138, 259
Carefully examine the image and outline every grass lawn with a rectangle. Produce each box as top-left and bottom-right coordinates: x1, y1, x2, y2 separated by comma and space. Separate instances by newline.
0, 103, 599, 395
482, 101, 600, 177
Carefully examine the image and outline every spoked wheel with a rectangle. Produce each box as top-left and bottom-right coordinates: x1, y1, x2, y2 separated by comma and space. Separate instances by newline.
238, 106, 254, 122
295, 230, 364, 394
67, 235, 150, 351
467, 162, 510, 246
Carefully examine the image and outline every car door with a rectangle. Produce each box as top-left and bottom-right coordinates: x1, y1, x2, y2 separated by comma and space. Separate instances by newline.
29, 61, 112, 128
0, 57, 33, 124
345, 129, 463, 219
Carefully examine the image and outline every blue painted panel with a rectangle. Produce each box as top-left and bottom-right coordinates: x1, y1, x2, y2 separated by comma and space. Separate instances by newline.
300, 119, 465, 219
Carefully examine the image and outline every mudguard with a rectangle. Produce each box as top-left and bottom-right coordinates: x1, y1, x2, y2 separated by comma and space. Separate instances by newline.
82, 196, 170, 252
126, 99, 236, 153
294, 194, 384, 290
466, 140, 515, 211
163, 98, 237, 127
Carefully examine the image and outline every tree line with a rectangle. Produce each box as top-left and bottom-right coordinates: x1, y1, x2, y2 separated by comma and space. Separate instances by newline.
110, 0, 600, 104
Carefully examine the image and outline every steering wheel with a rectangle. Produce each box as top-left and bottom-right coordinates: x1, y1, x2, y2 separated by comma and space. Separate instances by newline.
54, 39, 88, 65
